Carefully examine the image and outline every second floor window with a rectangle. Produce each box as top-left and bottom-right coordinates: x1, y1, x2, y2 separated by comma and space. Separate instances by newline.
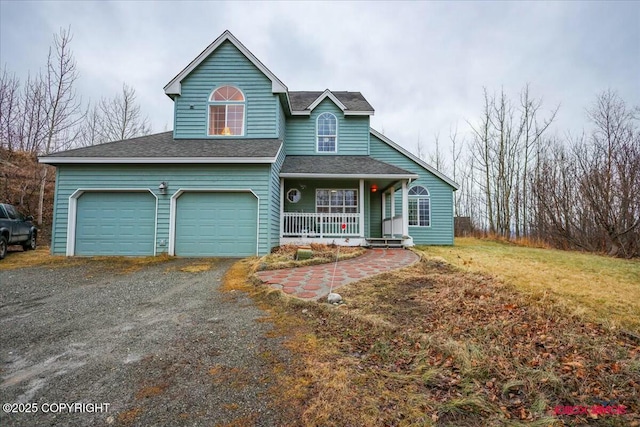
208, 86, 245, 136
317, 112, 337, 152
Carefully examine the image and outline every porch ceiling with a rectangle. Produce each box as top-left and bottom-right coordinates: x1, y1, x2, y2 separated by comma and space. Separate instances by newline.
280, 155, 418, 179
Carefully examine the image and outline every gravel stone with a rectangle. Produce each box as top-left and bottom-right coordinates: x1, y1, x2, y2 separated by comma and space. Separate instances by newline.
0, 258, 290, 426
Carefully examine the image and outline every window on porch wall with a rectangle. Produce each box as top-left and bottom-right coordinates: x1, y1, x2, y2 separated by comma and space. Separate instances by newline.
316, 189, 357, 213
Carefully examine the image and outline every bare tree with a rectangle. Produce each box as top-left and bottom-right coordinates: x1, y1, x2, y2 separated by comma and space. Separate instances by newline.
531, 91, 639, 257
428, 132, 447, 173
468, 86, 557, 237
14, 73, 49, 153
414, 132, 426, 161
0, 67, 21, 151
37, 27, 83, 224
517, 85, 558, 237
575, 90, 640, 256
469, 88, 495, 232
76, 102, 104, 147
449, 123, 464, 216
97, 83, 151, 142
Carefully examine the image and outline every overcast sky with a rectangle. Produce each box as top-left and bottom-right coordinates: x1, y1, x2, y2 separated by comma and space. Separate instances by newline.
1, 0, 638, 157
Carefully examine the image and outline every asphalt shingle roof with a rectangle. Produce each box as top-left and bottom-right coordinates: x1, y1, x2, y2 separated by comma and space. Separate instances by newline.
43, 132, 282, 159
288, 91, 374, 112
280, 155, 416, 176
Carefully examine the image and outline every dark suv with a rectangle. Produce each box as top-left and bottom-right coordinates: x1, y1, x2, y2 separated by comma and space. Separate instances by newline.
0, 203, 38, 259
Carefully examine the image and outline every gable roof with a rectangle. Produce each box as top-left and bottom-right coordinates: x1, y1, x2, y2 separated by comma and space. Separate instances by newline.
369, 128, 460, 190
288, 91, 374, 115
164, 30, 288, 98
280, 155, 417, 179
39, 132, 282, 164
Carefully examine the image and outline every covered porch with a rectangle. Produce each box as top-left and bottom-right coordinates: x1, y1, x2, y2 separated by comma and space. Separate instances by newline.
278, 155, 418, 247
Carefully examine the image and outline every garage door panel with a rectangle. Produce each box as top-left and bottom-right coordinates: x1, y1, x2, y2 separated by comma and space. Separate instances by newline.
175, 192, 257, 257
76, 192, 155, 256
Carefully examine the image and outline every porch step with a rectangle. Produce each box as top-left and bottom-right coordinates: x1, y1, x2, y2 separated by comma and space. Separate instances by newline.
365, 238, 404, 249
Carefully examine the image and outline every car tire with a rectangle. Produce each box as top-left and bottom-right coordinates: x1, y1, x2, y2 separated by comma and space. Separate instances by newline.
0, 236, 7, 260
23, 232, 37, 251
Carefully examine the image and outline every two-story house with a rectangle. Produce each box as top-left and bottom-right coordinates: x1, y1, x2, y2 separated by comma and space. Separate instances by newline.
40, 31, 458, 257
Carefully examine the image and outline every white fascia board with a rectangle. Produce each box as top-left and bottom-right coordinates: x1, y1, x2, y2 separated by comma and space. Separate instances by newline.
39, 157, 276, 164
290, 110, 374, 116
273, 142, 284, 162
369, 128, 460, 190
307, 89, 347, 111
164, 30, 288, 97
279, 173, 419, 179
345, 111, 375, 116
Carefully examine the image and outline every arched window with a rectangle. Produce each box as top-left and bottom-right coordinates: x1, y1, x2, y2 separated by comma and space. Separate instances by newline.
408, 185, 430, 227
208, 86, 245, 136
316, 112, 337, 152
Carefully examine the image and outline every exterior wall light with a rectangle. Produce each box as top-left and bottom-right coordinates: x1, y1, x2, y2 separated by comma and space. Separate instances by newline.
371, 184, 378, 192
158, 182, 168, 195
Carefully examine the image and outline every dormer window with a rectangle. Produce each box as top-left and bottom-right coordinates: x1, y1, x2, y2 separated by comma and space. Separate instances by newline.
208, 86, 245, 136
317, 112, 337, 152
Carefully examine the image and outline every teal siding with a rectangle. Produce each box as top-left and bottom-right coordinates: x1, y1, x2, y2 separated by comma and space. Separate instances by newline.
175, 192, 257, 256
76, 192, 156, 256
174, 40, 278, 139
268, 144, 286, 250
369, 134, 455, 245
52, 164, 272, 256
285, 98, 370, 155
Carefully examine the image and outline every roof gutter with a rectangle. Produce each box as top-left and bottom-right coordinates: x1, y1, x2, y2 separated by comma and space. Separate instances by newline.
279, 173, 419, 179
38, 157, 277, 165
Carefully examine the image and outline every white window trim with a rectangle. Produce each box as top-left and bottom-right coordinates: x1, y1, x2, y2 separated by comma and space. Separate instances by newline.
207, 85, 246, 137
316, 112, 338, 153
286, 188, 301, 203
408, 185, 431, 228
315, 188, 358, 213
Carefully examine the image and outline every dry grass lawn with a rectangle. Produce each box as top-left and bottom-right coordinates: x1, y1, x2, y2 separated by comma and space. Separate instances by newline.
0, 247, 174, 273
234, 243, 640, 426
419, 238, 640, 333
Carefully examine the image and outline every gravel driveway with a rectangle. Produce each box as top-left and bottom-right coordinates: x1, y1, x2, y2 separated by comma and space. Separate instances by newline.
0, 258, 290, 426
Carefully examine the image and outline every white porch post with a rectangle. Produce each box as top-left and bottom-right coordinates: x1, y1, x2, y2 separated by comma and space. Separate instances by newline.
402, 180, 409, 237
381, 191, 386, 221
390, 187, 395, 236
359, 179, 365, 237
279, 178, 284, 238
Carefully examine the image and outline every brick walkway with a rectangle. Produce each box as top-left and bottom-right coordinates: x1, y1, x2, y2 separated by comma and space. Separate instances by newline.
255, 248, 420, 300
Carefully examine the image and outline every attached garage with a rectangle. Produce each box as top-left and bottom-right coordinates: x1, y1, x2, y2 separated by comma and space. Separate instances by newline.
74, 191, 156, 256
173, 191, 258, 257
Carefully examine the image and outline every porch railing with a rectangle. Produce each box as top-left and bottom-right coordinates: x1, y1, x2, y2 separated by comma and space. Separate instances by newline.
382, 215, 404, 236
282, 212, 360, 237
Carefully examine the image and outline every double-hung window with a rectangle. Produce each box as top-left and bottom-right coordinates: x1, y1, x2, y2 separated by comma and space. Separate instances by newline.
408, 186, 430, 227
208, 85, 245, 136
316, 112, 337, 152
316, 189, 357, 213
